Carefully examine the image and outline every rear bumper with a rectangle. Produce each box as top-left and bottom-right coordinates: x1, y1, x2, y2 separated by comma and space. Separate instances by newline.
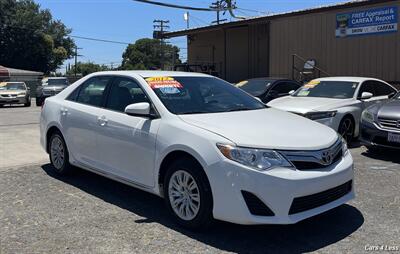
360, 121, 400, 149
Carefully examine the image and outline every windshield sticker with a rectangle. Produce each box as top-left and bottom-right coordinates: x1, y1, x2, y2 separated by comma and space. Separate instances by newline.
236, 80, 248, 87
146, 77, 183, 90
304, 80, 320, 88
298, 90, 310, 96
159, 87, 181, 94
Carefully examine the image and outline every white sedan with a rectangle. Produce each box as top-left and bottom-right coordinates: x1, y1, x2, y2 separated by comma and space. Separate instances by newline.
40, 71, 354, 229
268, 77, 398, 142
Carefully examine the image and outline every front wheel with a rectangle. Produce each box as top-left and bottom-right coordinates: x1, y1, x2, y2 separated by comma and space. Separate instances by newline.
339, 116, 354, 143
24, 97, 31, 107
163, 157, 213, 230
49, 132, 72, 175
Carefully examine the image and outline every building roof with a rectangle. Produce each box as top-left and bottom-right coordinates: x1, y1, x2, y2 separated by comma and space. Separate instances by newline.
0, 65, 43, 78
164, 0, 397, 38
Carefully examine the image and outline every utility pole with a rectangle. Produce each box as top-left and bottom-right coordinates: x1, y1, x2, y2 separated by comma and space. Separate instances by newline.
153, 19, 170, 70
74, 46, 83, 77
210, 1, 227, 24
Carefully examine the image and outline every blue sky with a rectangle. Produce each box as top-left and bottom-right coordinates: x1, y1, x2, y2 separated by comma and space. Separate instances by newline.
35, 0, 343, 71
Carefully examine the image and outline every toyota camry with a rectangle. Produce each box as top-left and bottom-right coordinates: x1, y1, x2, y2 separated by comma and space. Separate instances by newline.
40, 71, 354, 229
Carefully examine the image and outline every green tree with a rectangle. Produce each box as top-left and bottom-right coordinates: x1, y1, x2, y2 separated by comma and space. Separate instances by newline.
0, 0, 75, 73
67, 62, 109, 77
121, 38, 180, 70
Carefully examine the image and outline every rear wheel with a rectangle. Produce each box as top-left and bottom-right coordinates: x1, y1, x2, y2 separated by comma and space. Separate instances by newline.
339, 116, 354, 143
49, 132, 72, 175
163, 157, 213, 230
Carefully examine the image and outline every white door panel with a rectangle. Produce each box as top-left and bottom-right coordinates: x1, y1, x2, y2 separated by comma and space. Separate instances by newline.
95, 109, 160, 187
61, 101, 100, 166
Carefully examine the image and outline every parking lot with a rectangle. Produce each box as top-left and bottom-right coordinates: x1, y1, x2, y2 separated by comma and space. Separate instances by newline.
0, 103, 399, 254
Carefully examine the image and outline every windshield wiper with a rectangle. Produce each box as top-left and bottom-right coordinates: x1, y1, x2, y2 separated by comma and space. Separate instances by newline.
179, 111, 208, 115
226, 107, 254, 112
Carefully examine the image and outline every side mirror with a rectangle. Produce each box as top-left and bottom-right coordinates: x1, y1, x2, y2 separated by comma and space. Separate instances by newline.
360, 92, 373, 100
125, 102, 154, 118
288, 90, 295, 95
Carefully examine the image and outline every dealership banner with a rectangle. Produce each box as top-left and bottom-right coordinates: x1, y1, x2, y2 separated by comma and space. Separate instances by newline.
336, 6, 398, 38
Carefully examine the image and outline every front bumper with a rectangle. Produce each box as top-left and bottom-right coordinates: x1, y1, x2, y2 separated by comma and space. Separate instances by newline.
206, 152, 354, 225
0, 97, 28, 104
360, 121, 400, 149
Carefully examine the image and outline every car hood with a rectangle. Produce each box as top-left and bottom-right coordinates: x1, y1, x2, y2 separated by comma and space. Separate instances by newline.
377, 99, 400, 119
268, 96, 353, 114
0, 90, 25, 95
179, 108, 338, 150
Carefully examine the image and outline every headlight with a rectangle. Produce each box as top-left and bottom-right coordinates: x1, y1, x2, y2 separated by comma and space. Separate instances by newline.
17, 92, 26, 97
341, 137, 349, 156
305, 111, 337, 120
361, 109, 375, 124
217, 144, 293, 171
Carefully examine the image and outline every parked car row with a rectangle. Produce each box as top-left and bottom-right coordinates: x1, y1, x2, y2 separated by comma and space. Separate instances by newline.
0, 77, 69, 108
236, 76, 399, 150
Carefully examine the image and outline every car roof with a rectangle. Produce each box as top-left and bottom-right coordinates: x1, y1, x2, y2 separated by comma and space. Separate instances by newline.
92, 70, 212, 78
313, 76, 386, 83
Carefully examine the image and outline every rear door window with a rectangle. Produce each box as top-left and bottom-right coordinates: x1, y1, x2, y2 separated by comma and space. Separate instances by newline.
75, 76, 111, 107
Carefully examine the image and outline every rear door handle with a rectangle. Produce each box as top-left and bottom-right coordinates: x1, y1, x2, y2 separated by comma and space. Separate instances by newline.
97, 115, 108, 126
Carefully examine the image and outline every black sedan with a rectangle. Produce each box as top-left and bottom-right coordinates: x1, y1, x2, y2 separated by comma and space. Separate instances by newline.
360, 92, 400, 151
235, 78, 302, 103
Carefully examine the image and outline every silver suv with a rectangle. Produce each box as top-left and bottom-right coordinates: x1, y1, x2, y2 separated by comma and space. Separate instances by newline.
36, 77, 69, 106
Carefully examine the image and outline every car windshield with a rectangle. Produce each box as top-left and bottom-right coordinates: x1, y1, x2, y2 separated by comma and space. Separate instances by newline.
146, 76, 266, 114
46, 79, 68, 86
0, 83, 25, 90
293, 81, 358, 99
236, 79, 274, 96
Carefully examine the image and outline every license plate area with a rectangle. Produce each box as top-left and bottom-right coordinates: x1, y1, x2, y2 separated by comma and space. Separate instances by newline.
388, 132, 400, 143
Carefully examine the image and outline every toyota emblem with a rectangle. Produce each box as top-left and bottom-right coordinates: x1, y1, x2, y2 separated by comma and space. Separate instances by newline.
321, 150, 333, 165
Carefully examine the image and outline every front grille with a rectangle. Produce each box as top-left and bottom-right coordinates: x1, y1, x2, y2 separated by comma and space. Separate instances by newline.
42, 90, 58, 96
280, 139, 343, 171
289, 181, 352, 215
379, 118, 400, 131
241, 191, 275, 216
0, 94, 16, 98
373, 136, 400, 148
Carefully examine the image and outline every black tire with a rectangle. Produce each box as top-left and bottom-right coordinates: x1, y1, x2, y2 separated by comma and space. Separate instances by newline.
366, 145, 380, 154
163, 157, 213, 230
339, 116, 355, 143
48, 132, 72, 175
24, 97, 31, 107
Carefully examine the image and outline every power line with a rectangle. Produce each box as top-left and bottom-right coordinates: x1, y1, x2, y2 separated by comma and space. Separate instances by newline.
70, 35, 131, 45
132, 0, 223, 11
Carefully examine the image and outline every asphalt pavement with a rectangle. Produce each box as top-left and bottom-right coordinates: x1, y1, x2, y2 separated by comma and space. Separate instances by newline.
0, 103, 399, 254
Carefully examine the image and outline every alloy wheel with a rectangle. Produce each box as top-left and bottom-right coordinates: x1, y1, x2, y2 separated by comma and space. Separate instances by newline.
50, 136, 65, 170
340, 118, 354, 142
168, 170, 201, 221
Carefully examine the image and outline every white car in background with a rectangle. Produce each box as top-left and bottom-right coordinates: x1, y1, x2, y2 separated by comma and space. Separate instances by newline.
40, 71, 354, 229
268, 77, 398, 142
